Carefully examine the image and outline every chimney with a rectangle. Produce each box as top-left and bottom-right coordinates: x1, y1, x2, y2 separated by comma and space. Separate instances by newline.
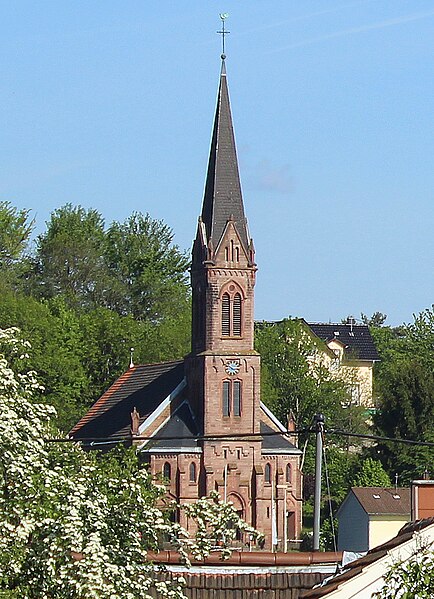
411, 478, 434, 520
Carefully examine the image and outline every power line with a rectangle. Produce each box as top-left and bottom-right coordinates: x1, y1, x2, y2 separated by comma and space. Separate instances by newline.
42, 427, 434, 449
327, 429, 434, 448
47, 428, 308, 444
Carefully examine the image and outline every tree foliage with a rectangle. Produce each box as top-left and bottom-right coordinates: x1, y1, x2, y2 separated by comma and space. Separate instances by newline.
351, 457, 391, 488
0, 202, 191, 431
371, 306, 434, 482
255, 318, 365, 432
0, 201, 33, 282
0, 328, 260, 598
29, 204, 190, 323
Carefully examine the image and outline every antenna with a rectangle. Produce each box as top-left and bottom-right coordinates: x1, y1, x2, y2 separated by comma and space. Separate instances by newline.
217, 13, 230, 59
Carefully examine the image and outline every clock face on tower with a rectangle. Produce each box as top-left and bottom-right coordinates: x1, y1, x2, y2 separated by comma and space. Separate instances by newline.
225, 360, 240, 376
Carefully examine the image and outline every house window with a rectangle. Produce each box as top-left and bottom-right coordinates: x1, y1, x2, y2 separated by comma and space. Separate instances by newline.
189, 462, 197, 483
163, 462, 171, 481
222, 380, 242, 417
286, 463, 292, 484
265, 463, 272, 484
221, 289, 242, 337
350, 384, 361, 406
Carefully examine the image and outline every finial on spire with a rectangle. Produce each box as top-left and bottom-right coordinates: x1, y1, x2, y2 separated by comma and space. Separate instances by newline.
129, 347, 135, 368
217, 13, 230, 59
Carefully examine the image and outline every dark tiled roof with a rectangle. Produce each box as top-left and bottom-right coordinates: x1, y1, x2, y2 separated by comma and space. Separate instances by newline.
144, 402, 200, 451
261, 422, 300, 453
201, 60, 249, 251
351, 487, 410, 515
307, 323, 379, 361
301, 517, 434, 598
70, 361, 184, 439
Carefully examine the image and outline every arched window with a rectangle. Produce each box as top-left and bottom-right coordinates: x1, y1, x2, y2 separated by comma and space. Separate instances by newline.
221, 293, 231, 336
265, 463, 272, 484
163, 462, 171, 481
222, 380, 242, 417
189, 462, 197, 483
223, 380, 231, 416
286, 463, 292, 484
233, 380, 241, 416
221, 288, 243, 337
233, 293, 242, 336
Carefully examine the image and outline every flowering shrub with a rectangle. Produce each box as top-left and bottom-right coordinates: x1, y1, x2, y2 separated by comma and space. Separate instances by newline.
0, 328, 260, 598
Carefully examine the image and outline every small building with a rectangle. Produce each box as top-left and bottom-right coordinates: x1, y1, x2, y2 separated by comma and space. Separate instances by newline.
337, 487, 410, 552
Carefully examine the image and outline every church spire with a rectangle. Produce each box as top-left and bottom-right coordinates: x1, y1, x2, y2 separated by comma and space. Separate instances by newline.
200, 58, 249, 252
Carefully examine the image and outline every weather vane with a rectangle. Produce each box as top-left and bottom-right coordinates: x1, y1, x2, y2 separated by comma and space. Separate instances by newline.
217, 13, 230, 59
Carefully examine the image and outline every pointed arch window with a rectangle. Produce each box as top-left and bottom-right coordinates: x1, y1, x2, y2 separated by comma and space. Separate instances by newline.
265, 463, 272, 484
286, 463, 292, 484
221, 288, 243, 337
223, 380, 231, 416
233, 381, 241, 416
163, 462, 171, 481
222, 379, 242, 417
189, 462, 197, 483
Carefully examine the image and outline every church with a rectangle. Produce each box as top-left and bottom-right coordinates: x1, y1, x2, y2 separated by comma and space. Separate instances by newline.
71, 57, 303, 550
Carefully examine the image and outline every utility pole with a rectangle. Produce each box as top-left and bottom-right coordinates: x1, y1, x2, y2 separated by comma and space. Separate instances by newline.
313, 413, 325, 551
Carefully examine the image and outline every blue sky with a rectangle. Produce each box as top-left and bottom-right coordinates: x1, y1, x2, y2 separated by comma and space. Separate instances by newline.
2, 1, 433, 326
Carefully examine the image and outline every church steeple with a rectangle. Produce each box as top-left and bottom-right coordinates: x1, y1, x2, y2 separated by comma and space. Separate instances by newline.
191, 59, 256, 356
200, 59, 250, 253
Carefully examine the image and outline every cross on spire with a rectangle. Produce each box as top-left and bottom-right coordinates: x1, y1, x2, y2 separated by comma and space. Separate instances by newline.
217, 13, 230, 59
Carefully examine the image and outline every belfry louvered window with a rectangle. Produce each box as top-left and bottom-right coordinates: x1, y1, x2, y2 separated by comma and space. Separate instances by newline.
222, 380, 242, 417
221, 289, 242, 337
233, 293, 241, 336
222, 293, 231, 336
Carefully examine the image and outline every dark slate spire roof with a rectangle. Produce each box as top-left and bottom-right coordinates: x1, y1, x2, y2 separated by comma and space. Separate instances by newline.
201, 59, 249, 251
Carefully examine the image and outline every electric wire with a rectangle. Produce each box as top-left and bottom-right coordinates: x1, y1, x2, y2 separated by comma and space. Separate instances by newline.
44, 427, 434, 449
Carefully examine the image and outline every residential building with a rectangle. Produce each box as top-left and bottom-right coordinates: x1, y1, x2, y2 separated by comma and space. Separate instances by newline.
307, 322, 379, 409
337, 487, 410, 552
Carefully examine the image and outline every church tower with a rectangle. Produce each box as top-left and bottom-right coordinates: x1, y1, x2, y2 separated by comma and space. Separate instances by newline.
72, 53, 303, 549
186, 57, 262, 525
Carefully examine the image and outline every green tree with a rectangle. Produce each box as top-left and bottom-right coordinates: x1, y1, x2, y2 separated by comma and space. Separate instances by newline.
351, 457, 391, 487
255, 318, 365, 432
361, 311, 387, 327
374, 360, 434, 482
0, 201, 33, 285
104, 212, 190, 322
29, 204, 107, 307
